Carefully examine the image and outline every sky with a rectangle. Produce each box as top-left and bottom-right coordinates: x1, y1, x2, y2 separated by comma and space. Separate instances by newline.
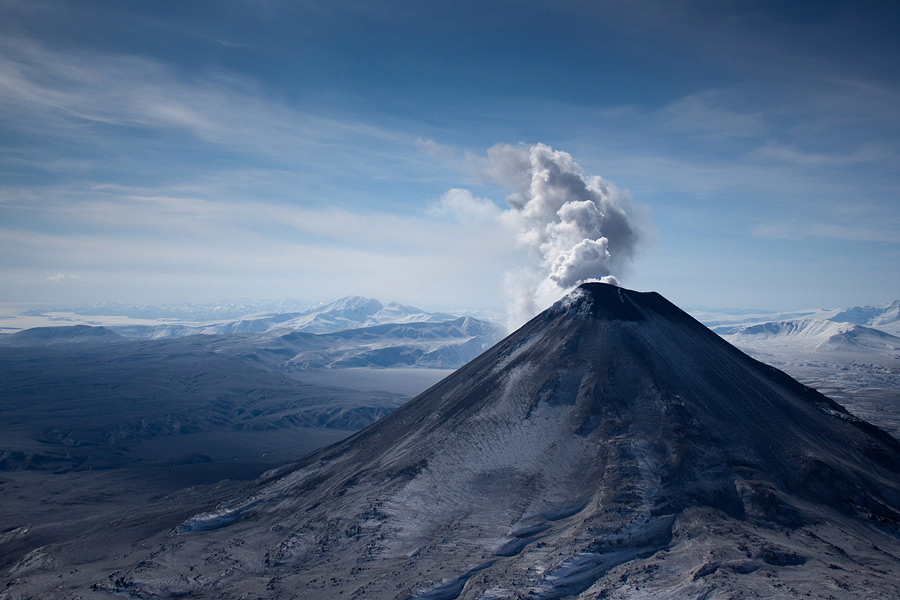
2, 0, 899, 317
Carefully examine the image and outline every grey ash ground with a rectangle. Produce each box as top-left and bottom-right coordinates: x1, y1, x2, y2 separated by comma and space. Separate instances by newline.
7, 283, 899, 599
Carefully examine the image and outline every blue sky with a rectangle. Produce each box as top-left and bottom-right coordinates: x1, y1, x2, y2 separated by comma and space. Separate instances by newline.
2, 0, 899, 314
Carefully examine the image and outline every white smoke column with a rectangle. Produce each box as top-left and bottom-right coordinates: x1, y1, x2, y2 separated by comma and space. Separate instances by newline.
485, 143, 642, 329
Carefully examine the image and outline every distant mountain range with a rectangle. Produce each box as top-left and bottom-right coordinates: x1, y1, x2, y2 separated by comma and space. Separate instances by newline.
694, 298, 900, 337
0, 296, 506, 371
822, 300, 900, 333
213, 315, 503, 370
6, 293, 898, 378
189, 296, 461, 337
8, 295, 474, 339
10, 294, 898, 338
725, 319, 900, 356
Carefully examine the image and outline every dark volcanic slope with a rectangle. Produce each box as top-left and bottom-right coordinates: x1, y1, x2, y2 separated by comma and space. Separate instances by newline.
18, 284, 900, 599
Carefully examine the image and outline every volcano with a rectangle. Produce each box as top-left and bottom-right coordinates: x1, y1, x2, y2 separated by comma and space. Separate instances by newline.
61, 284, 900, 598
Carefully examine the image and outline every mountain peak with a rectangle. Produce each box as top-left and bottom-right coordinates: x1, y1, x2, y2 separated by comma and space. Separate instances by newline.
563, 281, 661, 322
320, 295, 383, 313
551, 282, 702, 333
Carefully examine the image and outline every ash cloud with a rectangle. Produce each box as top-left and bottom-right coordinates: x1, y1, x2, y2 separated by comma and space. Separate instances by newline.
481, 143, 644, 329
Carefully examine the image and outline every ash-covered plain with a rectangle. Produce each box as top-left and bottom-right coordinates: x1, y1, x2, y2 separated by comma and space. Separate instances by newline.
7, 283, 899, 599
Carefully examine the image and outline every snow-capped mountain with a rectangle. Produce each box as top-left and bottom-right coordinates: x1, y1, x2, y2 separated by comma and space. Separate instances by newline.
257, 296, 459, 334
725, 318, 900, 355
0, 296, 504, 370
216, 316, 503, 370
696, 299, 900, 337
73, 283, 900, 599
821, 299, 900, 335
108, 295, 463, 338
0, 296, 470, 340
0, 317, 503, 371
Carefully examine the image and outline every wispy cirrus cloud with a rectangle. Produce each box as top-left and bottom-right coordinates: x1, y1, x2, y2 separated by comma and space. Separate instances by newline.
3, 175, 514, 249
653, 92, 768, 141
0, 217, 518, 306
0, 33, 525, 306
752, 221, 900, 244
747, 142, 891, 167
0, 36, 418, 178
0, 171, 520, 305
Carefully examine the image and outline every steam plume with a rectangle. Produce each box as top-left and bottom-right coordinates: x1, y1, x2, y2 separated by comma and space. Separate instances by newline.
484, 143, 643, 328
